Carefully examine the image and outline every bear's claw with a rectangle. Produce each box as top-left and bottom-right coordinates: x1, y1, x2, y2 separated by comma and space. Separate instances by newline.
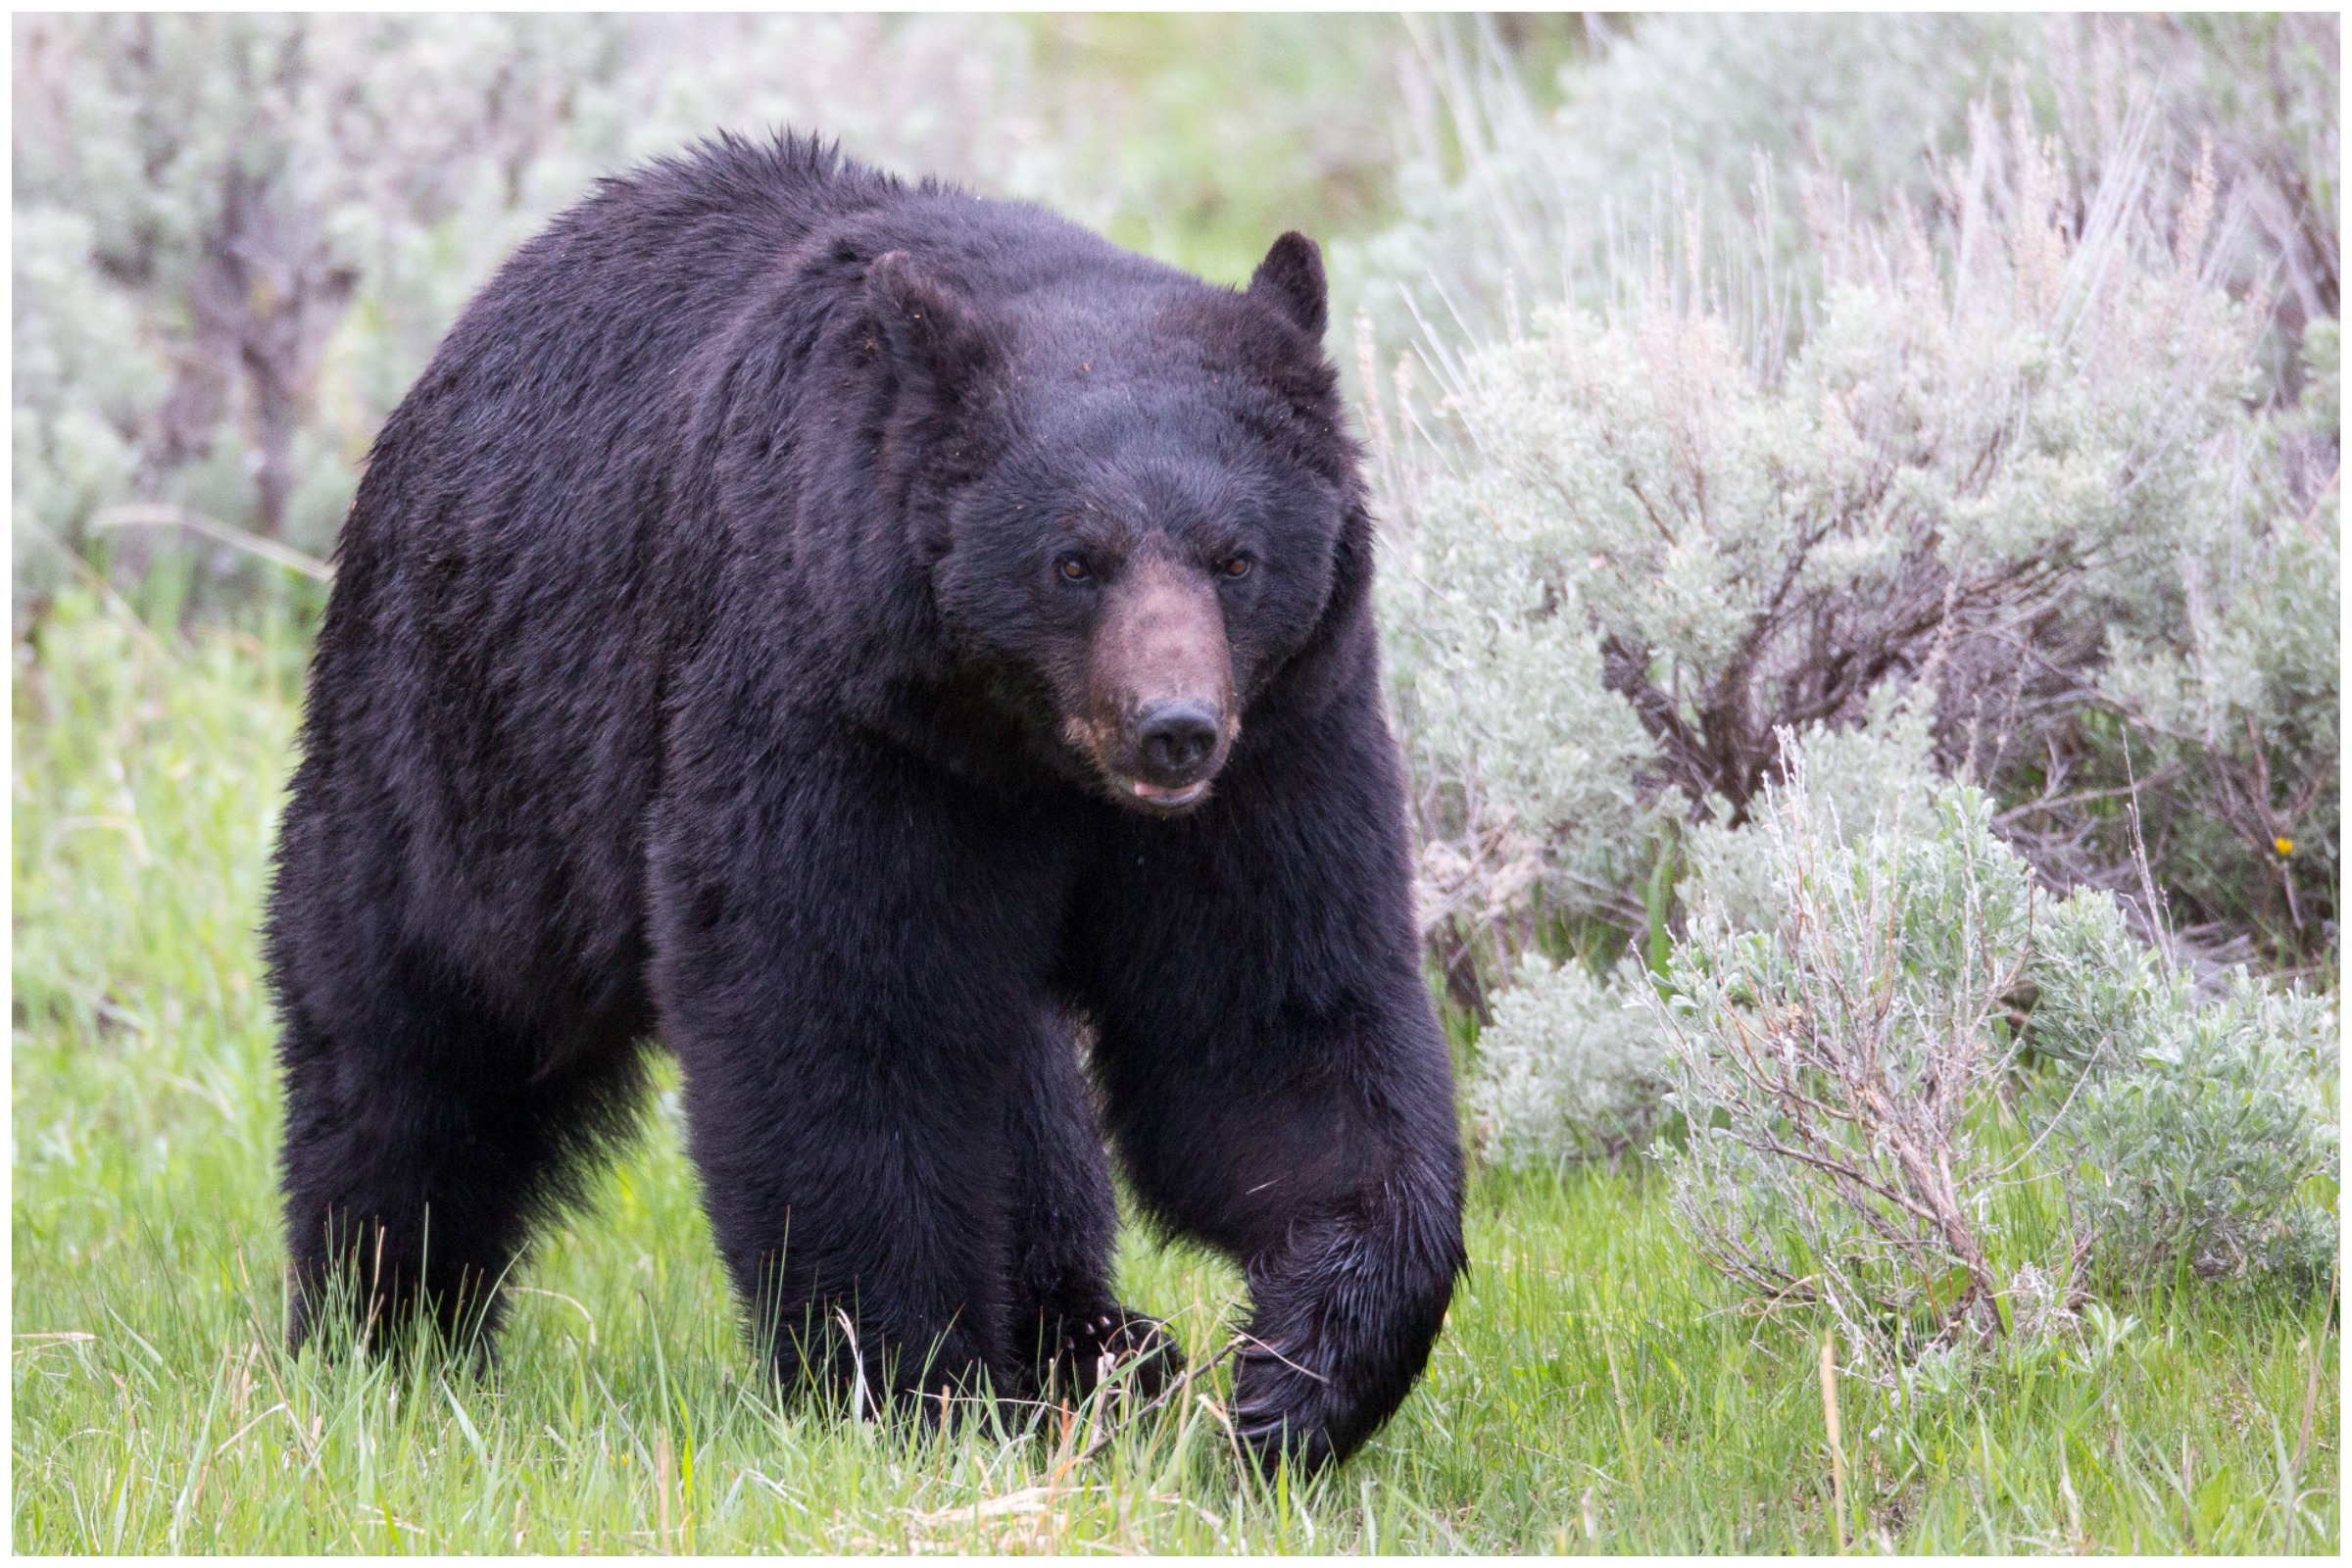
1042, 1302, 1183, 1401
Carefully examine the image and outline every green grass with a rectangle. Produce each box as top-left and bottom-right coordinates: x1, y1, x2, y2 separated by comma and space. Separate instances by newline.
12, 593, 2341, 1552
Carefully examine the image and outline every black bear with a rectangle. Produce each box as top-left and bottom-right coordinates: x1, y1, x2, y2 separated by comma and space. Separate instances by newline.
266, 133, 1464, 1472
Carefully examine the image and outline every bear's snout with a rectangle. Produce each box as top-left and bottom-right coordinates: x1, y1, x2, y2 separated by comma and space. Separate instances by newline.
1073, 556, 1237, 812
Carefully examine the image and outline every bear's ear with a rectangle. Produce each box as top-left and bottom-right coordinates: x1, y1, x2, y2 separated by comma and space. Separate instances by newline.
866, 250, 988, 393
1247, 231, 1327, 342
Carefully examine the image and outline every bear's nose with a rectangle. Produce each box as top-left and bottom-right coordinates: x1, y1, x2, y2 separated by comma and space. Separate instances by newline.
1136, 701, 1222, 778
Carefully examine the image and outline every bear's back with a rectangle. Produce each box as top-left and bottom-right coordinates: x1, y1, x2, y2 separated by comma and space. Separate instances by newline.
288, 138, 916, 1038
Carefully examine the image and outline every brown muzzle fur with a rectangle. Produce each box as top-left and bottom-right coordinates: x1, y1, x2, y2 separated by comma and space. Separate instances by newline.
1063, 557, 1237, 810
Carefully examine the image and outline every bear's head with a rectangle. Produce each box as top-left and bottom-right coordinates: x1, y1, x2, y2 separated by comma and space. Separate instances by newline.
868, 230, 1360, 815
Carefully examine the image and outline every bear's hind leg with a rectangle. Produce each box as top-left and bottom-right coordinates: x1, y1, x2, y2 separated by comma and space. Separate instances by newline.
278, 964, 649, 1358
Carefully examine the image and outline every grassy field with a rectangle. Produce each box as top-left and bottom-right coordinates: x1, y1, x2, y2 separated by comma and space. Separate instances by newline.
10, 593, 2340, 1553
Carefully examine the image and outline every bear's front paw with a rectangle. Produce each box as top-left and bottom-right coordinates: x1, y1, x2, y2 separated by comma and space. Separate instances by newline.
1046, 1303, 1184, 1402
1229, 1336, 1348, 1476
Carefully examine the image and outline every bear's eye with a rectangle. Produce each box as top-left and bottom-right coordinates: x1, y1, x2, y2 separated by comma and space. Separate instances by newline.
1218, 555, 1253, 580
1055, 555, 1094, 583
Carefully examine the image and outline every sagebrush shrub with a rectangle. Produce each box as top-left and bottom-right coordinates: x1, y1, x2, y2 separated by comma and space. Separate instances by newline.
1376, 100, 2327, 942
1358, 26, 2338, 1319
1371, 102, 2334, 1220
2032, 889, 2339, 1284
1650, 739, 2338, 1346
1653, 750, 2047, 1346
1468, 954, 1668, 1168
1609, 728, 2338, 1345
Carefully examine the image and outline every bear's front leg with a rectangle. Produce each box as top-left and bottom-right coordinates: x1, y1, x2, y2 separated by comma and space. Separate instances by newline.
1073, 682, 1467, 1473
647, 721, 1086, 1416
1004, 1024, 1183, 1403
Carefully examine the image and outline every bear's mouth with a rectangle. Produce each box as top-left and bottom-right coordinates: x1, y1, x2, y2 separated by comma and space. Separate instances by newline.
1120, 776, 1211, 809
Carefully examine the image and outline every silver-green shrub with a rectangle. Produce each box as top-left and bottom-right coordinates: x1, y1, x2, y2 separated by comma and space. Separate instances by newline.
1654, 749, 2044, 1345
1346, 14, 2043, 354
1653, 742, 2338, 1346
1378, 107, 2276, 841
1369, 46, 2341, 1307
1366, 20, 2339, 974
1459, 706, 1950, 1171
2032, 890, 2339, 1283
1468, 954, 1668, 1169
2086, 412, 2339, 952
1373, 90, 2335, 1171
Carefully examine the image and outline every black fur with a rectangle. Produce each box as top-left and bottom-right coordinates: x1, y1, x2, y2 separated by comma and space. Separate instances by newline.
266, 133, 1464, 1472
